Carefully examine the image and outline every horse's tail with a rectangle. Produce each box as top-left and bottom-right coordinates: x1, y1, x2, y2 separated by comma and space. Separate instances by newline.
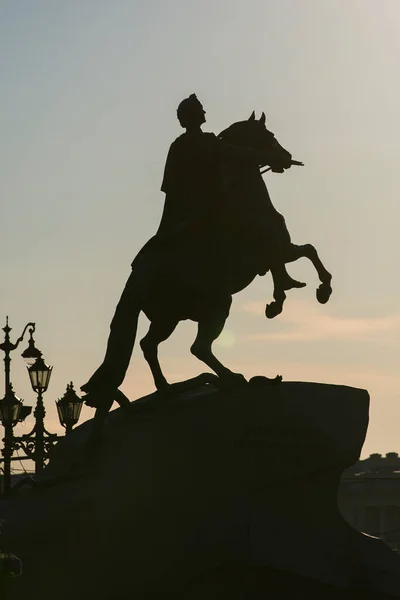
82, 268, 145, 411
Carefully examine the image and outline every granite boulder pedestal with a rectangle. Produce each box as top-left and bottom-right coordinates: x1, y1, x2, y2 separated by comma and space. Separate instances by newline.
1, 380, 400, 599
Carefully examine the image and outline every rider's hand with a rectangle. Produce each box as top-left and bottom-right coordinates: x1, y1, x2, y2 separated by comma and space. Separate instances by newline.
271, 166, 285, 173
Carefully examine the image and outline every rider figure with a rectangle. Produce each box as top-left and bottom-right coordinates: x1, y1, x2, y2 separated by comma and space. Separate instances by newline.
158, 93, 304, 292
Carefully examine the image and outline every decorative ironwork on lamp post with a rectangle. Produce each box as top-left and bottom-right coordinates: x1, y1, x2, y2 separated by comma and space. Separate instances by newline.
14, 356, 55, 475
0, 385, 27, 495
0, 318, 38, 492
0, 318, 84, 493
11, 376, 84, 481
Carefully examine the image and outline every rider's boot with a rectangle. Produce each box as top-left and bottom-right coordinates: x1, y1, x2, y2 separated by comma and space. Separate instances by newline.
271, 264, 306, 291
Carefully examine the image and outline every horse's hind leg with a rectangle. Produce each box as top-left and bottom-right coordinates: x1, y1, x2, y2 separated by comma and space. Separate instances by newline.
287, 243, 332, 304
190, 303, 246, 388
140, 319, 178, 391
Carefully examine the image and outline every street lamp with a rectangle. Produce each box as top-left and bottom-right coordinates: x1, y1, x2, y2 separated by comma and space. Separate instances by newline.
0, 318, 83, 492
18, 356, 54, 476
0, 385, 23, 427
0, 318, 38, 492
27, 356, 52, 393
21, 328, 42, 367
0, 387, 32, 427
56, 382, 83, 435
0, 386, 29, 495
14, 364, 82, 478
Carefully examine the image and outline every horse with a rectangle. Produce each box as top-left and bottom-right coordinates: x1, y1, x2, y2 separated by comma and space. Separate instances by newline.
82, 112, 332, 421
217, 112, 332, 319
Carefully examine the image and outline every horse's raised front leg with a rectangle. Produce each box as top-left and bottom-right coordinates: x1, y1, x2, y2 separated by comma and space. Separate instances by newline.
287, 243, 332, 304
266, 263, 307, 319
265, 282, 287, 319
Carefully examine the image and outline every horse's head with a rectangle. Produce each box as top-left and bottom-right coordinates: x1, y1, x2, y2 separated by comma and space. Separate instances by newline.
219, 112, 292, 171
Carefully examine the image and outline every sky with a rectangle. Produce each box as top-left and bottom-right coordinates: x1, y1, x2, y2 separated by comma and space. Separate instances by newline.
1, 0, 400, 469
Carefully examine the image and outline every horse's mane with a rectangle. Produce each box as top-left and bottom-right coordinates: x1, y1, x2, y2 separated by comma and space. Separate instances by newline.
217, 120, 276, 218
217, 122, 266, 191
217, 122, 241, 144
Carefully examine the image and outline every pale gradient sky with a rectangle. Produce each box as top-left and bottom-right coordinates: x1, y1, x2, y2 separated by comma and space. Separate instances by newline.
1, 0, 400, 464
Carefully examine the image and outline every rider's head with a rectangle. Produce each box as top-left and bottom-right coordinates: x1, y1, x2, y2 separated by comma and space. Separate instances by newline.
177, 94, 206, 129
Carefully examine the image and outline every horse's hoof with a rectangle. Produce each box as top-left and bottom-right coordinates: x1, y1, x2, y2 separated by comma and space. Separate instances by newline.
213, 373, 247, 390
232, 373, 248, 386
81, 392, 98, 408
249, 375, 283, 386
82, 388, 115, 409
265, 301, 283, 319
316, 282, 332, 304
155, 384, 175, 398
115, 389, 131, 409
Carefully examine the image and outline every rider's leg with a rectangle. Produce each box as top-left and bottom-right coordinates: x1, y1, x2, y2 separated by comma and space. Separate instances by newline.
140, 319, 178, 391
266, 213, 305, 291
270, 262, 306, 291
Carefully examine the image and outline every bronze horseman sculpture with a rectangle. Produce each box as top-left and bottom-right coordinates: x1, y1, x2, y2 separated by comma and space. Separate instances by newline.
81, 94, 332, 420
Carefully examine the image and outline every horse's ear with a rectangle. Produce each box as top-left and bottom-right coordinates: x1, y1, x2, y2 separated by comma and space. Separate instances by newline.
248, 111, 256, 121
260, 112, 266, 125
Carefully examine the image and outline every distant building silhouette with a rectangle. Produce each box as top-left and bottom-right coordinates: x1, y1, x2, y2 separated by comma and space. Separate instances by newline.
339, 452, 400, 554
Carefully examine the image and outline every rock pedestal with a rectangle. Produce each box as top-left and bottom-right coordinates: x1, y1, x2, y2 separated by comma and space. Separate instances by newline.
1, 381, 400, 599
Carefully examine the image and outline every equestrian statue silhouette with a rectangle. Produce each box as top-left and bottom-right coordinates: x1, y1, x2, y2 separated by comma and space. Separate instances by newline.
81, 94, 332, 426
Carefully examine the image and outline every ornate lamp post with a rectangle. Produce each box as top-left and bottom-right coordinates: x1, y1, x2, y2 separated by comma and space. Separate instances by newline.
12, 363, 83, 479
0, 318, 39, 492
0, 318, 41, 393
18, 356, 54, 475
0, 318, 83, 492
12, 374, 83, 482
56, 382, 84, 436
0, 385, 26, 494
